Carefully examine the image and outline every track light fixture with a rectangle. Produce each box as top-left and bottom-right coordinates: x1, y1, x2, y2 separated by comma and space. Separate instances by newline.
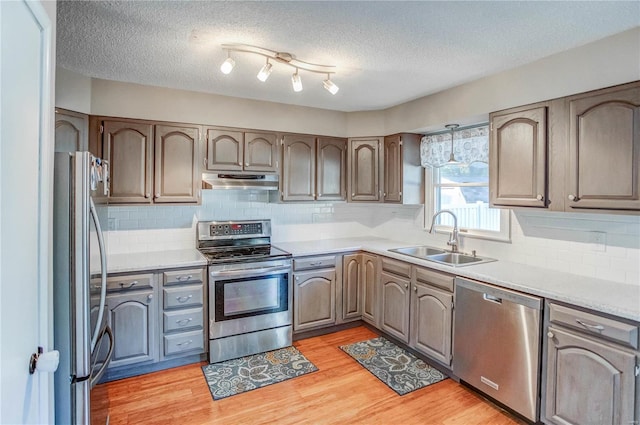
220, 44, 338, 95
220, 51, 235, 75
291, 69, 303, 92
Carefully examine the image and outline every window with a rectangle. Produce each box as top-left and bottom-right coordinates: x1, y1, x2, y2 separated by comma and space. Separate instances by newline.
421, 124, 510, 241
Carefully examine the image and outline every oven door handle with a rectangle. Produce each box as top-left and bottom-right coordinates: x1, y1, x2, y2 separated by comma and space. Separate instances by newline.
210, 266, 291, 279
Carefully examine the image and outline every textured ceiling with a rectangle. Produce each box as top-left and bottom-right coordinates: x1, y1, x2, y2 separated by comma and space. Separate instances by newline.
57, 1, 640, 112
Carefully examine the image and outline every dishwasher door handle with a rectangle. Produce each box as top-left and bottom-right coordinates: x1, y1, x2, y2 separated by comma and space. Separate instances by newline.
483, 293, 502, 304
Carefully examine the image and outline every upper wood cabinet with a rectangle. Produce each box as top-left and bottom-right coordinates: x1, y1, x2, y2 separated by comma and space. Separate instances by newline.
154, 124, 200, 203
489, 104, 548, 208
282, 134, 316, 201
55, 108, 88, 153
317, 137, 347, 201
348, 137, 382, 202
383, 133, 423, 204
205, 127, 278, 173
103, 119, 200, 205
565, 83, 640, 211
103, 120, 154, 204
280, 135, 346, 202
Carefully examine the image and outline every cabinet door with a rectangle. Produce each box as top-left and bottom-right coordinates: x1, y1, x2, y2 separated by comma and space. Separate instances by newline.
103, 120, 153, 204
106, 290, 158, 368
282, 135, 316, 201
490, 106, 547, 207
380, 270, 410, 343
410, 281, 452, 366
293, 269, 336, 331
154, 124, 200, 203
244, 131, 278, 172
383, 134, 403, 203
544, 327, 636, 425
55, 109, 87, 152
206, 128, 243, 171
342, 254, 362, 320
317, 137, 347, 201
349, 138, 381, 202
361, 253, 378, 326
567, 85, 640, 210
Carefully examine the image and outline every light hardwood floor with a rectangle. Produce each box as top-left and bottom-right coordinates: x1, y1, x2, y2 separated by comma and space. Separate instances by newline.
97, 326, 524, 424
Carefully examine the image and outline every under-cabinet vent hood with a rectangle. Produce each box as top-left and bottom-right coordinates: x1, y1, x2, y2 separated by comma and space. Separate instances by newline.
202, 173, 279, 191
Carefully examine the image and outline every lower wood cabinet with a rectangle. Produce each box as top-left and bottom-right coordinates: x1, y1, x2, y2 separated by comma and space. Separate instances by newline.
106, 288, 158, 368
380, 264, 411, 344
361, 253, 379, 326
410, 279, 453, 366
342, 254, 363, 320
543, 302, 639, 425
293, 268, 336, 332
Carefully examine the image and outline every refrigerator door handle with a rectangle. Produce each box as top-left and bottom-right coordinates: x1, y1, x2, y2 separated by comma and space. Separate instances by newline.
90, 326, 114, 388
89, 196, 107, 351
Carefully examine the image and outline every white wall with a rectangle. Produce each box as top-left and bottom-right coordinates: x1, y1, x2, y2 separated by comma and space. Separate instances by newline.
55, 67, 91, 113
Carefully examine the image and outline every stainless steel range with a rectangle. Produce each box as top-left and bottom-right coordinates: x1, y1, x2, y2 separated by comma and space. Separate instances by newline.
197, 219, 292, 363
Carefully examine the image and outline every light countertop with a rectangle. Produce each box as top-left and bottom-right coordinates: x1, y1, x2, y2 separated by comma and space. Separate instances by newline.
275, 237, 640, 322
97, 249, 207, 275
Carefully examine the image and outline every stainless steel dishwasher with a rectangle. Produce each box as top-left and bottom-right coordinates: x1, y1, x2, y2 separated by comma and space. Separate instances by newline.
453, 277, 542, 422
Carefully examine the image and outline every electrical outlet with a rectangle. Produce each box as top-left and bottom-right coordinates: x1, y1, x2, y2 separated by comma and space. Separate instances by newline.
588, 231, 606, 252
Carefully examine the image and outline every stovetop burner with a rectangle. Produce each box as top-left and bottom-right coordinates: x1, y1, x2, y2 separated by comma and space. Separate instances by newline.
196, 219, 291, 264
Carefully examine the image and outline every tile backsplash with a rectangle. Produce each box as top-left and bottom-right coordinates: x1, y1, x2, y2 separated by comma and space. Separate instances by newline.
106, 190, 640, 286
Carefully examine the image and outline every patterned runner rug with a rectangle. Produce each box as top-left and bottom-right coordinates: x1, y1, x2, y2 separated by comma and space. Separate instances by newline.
201, 346, 318, 400
340, 336, 447, 395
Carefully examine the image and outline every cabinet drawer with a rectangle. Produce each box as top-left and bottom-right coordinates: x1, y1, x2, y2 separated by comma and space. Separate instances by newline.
163, 284, 203, 309
101, 274, 154, 292
163, 307, 204, 333
164, 330, 204, 356
549, 303, 638, 349
163, 268, 204, 285
414, 267, 454, 292
381, 258, 411, 278
294, 255, 336, 271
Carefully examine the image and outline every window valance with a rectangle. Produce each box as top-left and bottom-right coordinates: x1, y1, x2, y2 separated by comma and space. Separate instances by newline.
420, 125, 489, 168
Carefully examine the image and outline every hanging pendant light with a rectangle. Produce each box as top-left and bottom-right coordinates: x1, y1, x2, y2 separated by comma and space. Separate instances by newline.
445, 124, 460, 164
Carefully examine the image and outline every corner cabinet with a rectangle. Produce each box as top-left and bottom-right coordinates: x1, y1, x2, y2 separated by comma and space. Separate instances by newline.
342, 254, 363, 320
383, 134, 423, 204
102, 119, 201, 205
489, 104, 548, 208
543, 302, 639, 425
361, 253, 379, 326
205, 127, 278, 173
565, 83, 640, 211
348, 137, 382, 202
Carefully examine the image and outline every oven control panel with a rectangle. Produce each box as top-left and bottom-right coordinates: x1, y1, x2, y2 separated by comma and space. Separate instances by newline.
209, 222, 262, 236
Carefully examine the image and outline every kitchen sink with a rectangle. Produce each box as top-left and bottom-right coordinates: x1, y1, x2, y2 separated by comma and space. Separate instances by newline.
388, 246, 496, 267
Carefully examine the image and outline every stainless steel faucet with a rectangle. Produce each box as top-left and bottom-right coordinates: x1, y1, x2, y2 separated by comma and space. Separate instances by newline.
429, 210, 459, 253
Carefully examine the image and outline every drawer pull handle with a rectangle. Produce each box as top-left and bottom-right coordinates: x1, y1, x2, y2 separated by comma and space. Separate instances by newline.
120, 281, 138, 289
483, 294, 502, 304
576, 319, 605, 332
309, 262, 323, 266
176, 340, 193, 347
176, 318, 193, 326
176, 275, 192, 281
176, 295, 193, 303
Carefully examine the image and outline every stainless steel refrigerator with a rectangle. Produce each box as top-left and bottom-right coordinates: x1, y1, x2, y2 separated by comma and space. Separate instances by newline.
53, 151, 114, 424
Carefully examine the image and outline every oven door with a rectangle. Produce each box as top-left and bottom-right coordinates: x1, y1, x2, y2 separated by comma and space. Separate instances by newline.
209, 263, 292, 339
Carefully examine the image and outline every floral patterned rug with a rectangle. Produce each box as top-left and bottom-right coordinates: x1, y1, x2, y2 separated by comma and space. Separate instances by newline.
340, 337, 447, 395
201, 346, 318, 400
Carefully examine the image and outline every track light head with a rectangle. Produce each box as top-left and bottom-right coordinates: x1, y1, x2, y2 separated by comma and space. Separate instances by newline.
323, 75, 339, 95
257, 60, 273, 82
220, 57, 235, 75
291, 70, 303, 92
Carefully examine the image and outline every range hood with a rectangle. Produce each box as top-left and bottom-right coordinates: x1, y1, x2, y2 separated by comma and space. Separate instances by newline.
202, 173, 279, 191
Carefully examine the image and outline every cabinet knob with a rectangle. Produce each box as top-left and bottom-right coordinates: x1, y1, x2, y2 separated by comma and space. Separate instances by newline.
295, 276, 299, 281
245, 162, 249, 167
536, 194, 544, 201
147, 294, 153, 301
145, 193, 150, 198
351, 193, 355, 197
383, 192, 387, 197
568, 194, 579, 202
547, 331, 554, 338
155, 193, 160, 198
238, 161, 242, 166
414, 286, 417, 293
404, 283, 408, 289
